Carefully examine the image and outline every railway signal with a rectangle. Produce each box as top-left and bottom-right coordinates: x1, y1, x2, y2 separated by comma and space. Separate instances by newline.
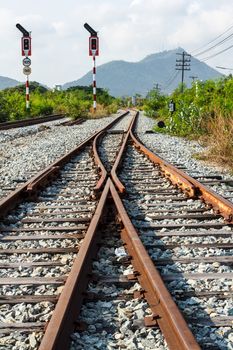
84, 23, 99, 112
21, 36, 32, 56
89, 36, 99, 56
16, 23, 29, 36
16, 23, 32, 111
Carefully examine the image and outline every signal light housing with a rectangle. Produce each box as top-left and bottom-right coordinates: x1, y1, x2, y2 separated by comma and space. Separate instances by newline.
89, 36, 99, 56
22, 36, 31, 56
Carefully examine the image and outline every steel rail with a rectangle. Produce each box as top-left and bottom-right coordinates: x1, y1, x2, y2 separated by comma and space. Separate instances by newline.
38, 179, 111, 350
131, 113, 233, 221
39, 177, 200, 350
0, 110, 129, 217
110, 180, 200, 350
111, 111, 195, 196
93, 111, 132, 192
93, 132, 107, 191
110, 111, 137, 192
0, 114, 66, 130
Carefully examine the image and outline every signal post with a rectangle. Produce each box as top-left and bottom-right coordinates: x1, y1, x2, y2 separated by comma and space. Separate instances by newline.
84, 23, 99, 113
16, 24, 32, 111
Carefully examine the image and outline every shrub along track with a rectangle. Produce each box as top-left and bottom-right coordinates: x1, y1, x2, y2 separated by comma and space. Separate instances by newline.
0, 110, 232, 349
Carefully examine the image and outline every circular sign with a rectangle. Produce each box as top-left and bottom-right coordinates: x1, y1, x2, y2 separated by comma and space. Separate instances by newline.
23, 57, 31, 67
23, 66, 31, 75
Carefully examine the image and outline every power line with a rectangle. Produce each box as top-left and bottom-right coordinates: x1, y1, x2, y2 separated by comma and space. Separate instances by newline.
163, 71, 179, 90
191, 22, 233, 55
201, 43, 233, 61
216, 65, 233, 70
194, 32, 233, 57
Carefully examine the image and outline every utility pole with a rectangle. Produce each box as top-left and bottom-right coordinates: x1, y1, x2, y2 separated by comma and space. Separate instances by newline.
189, 75, 198, 83
176, 51, 191, 92
154, 83, 161, 93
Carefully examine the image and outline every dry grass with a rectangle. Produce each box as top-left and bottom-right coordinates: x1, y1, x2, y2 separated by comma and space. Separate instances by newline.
88, 104, 109, 119
199, 112, 233, 169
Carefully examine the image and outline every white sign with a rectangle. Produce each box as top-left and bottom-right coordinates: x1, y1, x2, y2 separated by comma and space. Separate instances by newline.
23, 66, 31, 75
23, 57, 31, 67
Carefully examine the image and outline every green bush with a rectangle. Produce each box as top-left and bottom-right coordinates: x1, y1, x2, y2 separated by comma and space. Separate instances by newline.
144, 76, 233, 138
0, 84, 119, 122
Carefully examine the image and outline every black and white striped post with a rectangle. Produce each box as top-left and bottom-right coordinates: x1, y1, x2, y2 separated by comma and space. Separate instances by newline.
84, 23, 99, 113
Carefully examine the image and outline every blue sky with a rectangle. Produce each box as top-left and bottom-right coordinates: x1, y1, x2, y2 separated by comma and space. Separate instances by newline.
0, 0, 233, 86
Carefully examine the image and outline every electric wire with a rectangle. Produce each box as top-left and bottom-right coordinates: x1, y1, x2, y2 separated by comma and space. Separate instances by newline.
194, 32, 233, 57
191, 22, 233, 55
163, 71, 179, 90
201, 43, 233, 62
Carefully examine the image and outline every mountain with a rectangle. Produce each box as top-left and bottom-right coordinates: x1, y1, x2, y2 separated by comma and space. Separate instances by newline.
63, 47, 223, 96
0, 76, 21, 90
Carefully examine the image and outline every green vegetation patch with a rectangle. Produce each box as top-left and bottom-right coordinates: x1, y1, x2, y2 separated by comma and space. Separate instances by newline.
0, 83, 119, 122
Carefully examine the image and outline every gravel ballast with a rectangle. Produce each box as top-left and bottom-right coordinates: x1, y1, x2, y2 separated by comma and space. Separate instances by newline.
0, 112, 122, 200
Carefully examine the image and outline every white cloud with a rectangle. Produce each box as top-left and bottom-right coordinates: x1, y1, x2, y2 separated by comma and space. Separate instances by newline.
0, 0, 232, 86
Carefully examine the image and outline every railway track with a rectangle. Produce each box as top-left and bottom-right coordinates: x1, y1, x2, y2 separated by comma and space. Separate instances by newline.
136, 114, 233, 204
0, 111, 133, 349
0, 110, 232, 349
0, 114, 67, 130
0, 114, 106, 201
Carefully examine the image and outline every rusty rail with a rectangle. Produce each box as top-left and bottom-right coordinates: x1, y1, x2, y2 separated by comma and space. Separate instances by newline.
131, 113, 233, 221
38, 180, 110, 350
93, 111, 131, 192
130, 128, 196, 197
0, 114, 66, 130
111, 111, 195, 196
39, 177, 200, 350
110, 111, 137, 192
110, 180, 200, 350
93, 132, 107, 192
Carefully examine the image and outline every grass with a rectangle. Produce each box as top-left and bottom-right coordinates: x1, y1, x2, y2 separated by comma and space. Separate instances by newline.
88, 104, 117, 119
196, 112, 233, 170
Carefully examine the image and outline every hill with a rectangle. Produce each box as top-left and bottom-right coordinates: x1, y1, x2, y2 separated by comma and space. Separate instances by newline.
0, 76, 21, 90
63, 47, 223, 96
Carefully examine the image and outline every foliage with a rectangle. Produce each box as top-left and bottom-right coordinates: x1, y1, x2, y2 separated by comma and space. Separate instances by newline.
0, 84, 119, 122
144, 89, 166, 118
144, 76, 233, 137
144, 75, 233, 168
